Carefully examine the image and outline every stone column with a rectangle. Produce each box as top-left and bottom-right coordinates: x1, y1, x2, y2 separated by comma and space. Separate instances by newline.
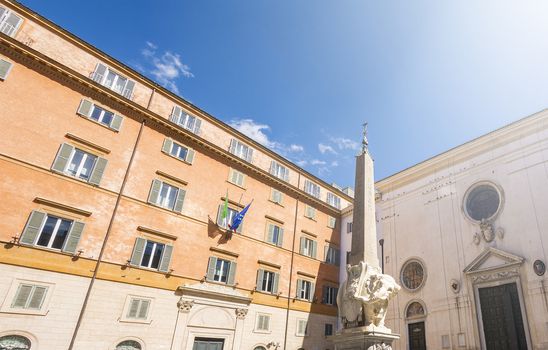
170, 298, 194, 350
232, 308, 248, 349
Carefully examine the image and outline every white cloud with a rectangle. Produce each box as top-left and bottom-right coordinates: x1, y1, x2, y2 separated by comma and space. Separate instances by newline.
229, 118, 304, 158
295, 160, 308, 167
330, 136, 359, 150
331, 161, 339, 167
311, 159, 327, 166
140, 41, 193, 94
289, 144, 304, 152
318, 143, 337, 154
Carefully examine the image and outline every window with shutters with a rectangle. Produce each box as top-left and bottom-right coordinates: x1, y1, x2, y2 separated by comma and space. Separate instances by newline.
327, 192, 341, 209
327, 216, 336, 229
129, 237, 173, 272
324, 323, 334, 336
297, 279, 314, 301
296, 319, 308, 336
256, 269, 279, 294
304, 180, 321, 198
0, 279, 53, 315
19, 211, 84, 254
161, 138, 195, 164
206, 257, 237, 285
216, 205, 241, 232
76, 99, 123, 131
269, 161, 289, 182
51, 143, 108, 185
148, 180, 186, 212
229, 139, 253, 163
324, 245, 339, 265
254, 313, 271, 333
228, 168, 246, 188
304, 205, 316, 220
265, 222, 283, 247
121, 296, 153, 323
0, 6, 22, 37
0, 58, 13, 81
322, 285, 337, 305
300, 236, 317, 259
169, 106, 202, 134
90, 63, 135, 99
270, 188, 283, 205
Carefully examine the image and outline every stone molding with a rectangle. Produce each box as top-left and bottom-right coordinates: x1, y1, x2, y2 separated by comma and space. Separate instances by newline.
235, 308, 248, 319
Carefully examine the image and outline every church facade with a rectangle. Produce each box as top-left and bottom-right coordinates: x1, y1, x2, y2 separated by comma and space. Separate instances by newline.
341, 110, 548, 349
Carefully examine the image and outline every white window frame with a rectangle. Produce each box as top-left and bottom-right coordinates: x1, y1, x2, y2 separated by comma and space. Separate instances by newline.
120, 295, 154, 324
270, 188, 283, 205
169, 142, 189, 161
302, 237, 314, 258
270, 160, 289, 181
156, 182, 179, 210
254, 313, 272, 333
65, 148, 98, 181
296, 318, 308, 336
0, 279, 54, 316
266, 223, 282, 246
325, 246, 338, 265
218, 206, 239, 230
304, 180, 320, 198
0, 7, 22, 37
304, 205, 316, 220
213, 258, 231, 283
328, 216, 336, 228
327, 192, 341, 209
228, 168, 246, 188
229, 139, 253, 162
34, 214, 73, 251
299, 280, 313, 301
259, 270, 276, 293
139, 239, 166, 270
89, 104, 114, 126
324, 286, 337, 305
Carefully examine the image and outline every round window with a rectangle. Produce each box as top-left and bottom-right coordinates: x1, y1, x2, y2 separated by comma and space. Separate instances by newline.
116, 340, 141, 350
0, 335, 31, 350
401, 260, 425, 291
464, 183, 502, 222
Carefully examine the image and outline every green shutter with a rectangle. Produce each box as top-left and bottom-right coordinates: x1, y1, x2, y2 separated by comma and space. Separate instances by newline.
0, 59, 12, 80
277, 228, 284, 247
185, 149, 195, 164
110, 114, 123, 131
158, 244, 173, 272
229, 139, 236, 153
311, 241, 317, 259
296, 279, 303, 298
162, 138, 173, 154
123, 80, 135, 99
324, 245, 329, 262
130, 237, 146, 266
272, 273, 279, 294
246, 148, 254, 163
12, 284, 32, 308
206, 257, 217, 281
309, 282, 315, 302
88, 157, 108, 186
51, 143, 74, 173
77, 99, 93, 117
138, 299, 150, 319
173, 189, 185, 213
193, 119, 202, 135
299, 237, 306, 255
62, 221, 85, 254
27, 286, 47, 309
216, 204, 224, 227
147, 179, 162, 204
266, 224, 274, 244
227, 261, 237, 285
256, 269, 264, 291
127, 298, 140, 318
20, 211, 46, 245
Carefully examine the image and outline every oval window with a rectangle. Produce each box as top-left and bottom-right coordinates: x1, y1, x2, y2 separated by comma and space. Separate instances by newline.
401, 260, 425, 291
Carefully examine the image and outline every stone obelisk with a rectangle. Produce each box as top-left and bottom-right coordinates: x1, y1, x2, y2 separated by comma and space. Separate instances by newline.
349, 123, 379, 268
331, 124, 400, 350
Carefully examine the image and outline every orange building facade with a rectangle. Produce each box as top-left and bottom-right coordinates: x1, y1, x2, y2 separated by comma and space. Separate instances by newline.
0, 1, 352, 349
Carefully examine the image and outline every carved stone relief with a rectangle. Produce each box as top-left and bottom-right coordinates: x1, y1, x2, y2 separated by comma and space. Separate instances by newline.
235, 308, 248, 319
177, 298, 194, 313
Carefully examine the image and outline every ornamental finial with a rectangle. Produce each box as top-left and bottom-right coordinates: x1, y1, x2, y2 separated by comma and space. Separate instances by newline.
361, 122, 369, 153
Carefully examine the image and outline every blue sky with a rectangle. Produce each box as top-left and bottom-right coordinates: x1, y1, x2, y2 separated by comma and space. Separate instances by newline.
21, 1, 548, 188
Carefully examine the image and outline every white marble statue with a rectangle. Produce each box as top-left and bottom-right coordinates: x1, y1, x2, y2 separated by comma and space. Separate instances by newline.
337, 261, 401, 332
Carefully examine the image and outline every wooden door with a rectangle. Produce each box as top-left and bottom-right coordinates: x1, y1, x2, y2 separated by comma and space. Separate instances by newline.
408, 321, 426, 350
479, 283, 527, 350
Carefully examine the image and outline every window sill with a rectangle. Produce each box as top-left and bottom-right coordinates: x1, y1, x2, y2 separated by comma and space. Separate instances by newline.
119, 317, 152, 325
77, 114, 119, 133
304, 216, 317, 222
268, 199, 284, 207
253, 329, 272, 334
0, 308, 48, 316
162, 151, 192, 166
52, 170, 97, 186
226, 180, 246, 190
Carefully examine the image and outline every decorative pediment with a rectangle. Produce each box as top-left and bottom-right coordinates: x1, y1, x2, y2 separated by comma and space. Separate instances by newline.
178, 282, 251, 305
464, 247, 523, 274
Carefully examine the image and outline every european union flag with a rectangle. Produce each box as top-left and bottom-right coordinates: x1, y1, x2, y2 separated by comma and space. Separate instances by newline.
229, 201, 252, 232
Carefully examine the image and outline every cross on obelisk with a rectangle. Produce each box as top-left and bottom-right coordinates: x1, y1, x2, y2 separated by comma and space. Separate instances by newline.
348, 122, 380, 268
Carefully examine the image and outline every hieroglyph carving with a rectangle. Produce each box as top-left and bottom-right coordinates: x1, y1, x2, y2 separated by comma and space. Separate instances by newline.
337, 261, 401, 331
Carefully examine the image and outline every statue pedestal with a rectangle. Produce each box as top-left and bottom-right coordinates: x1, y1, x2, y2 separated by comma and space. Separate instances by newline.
329, 327, 399, 350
